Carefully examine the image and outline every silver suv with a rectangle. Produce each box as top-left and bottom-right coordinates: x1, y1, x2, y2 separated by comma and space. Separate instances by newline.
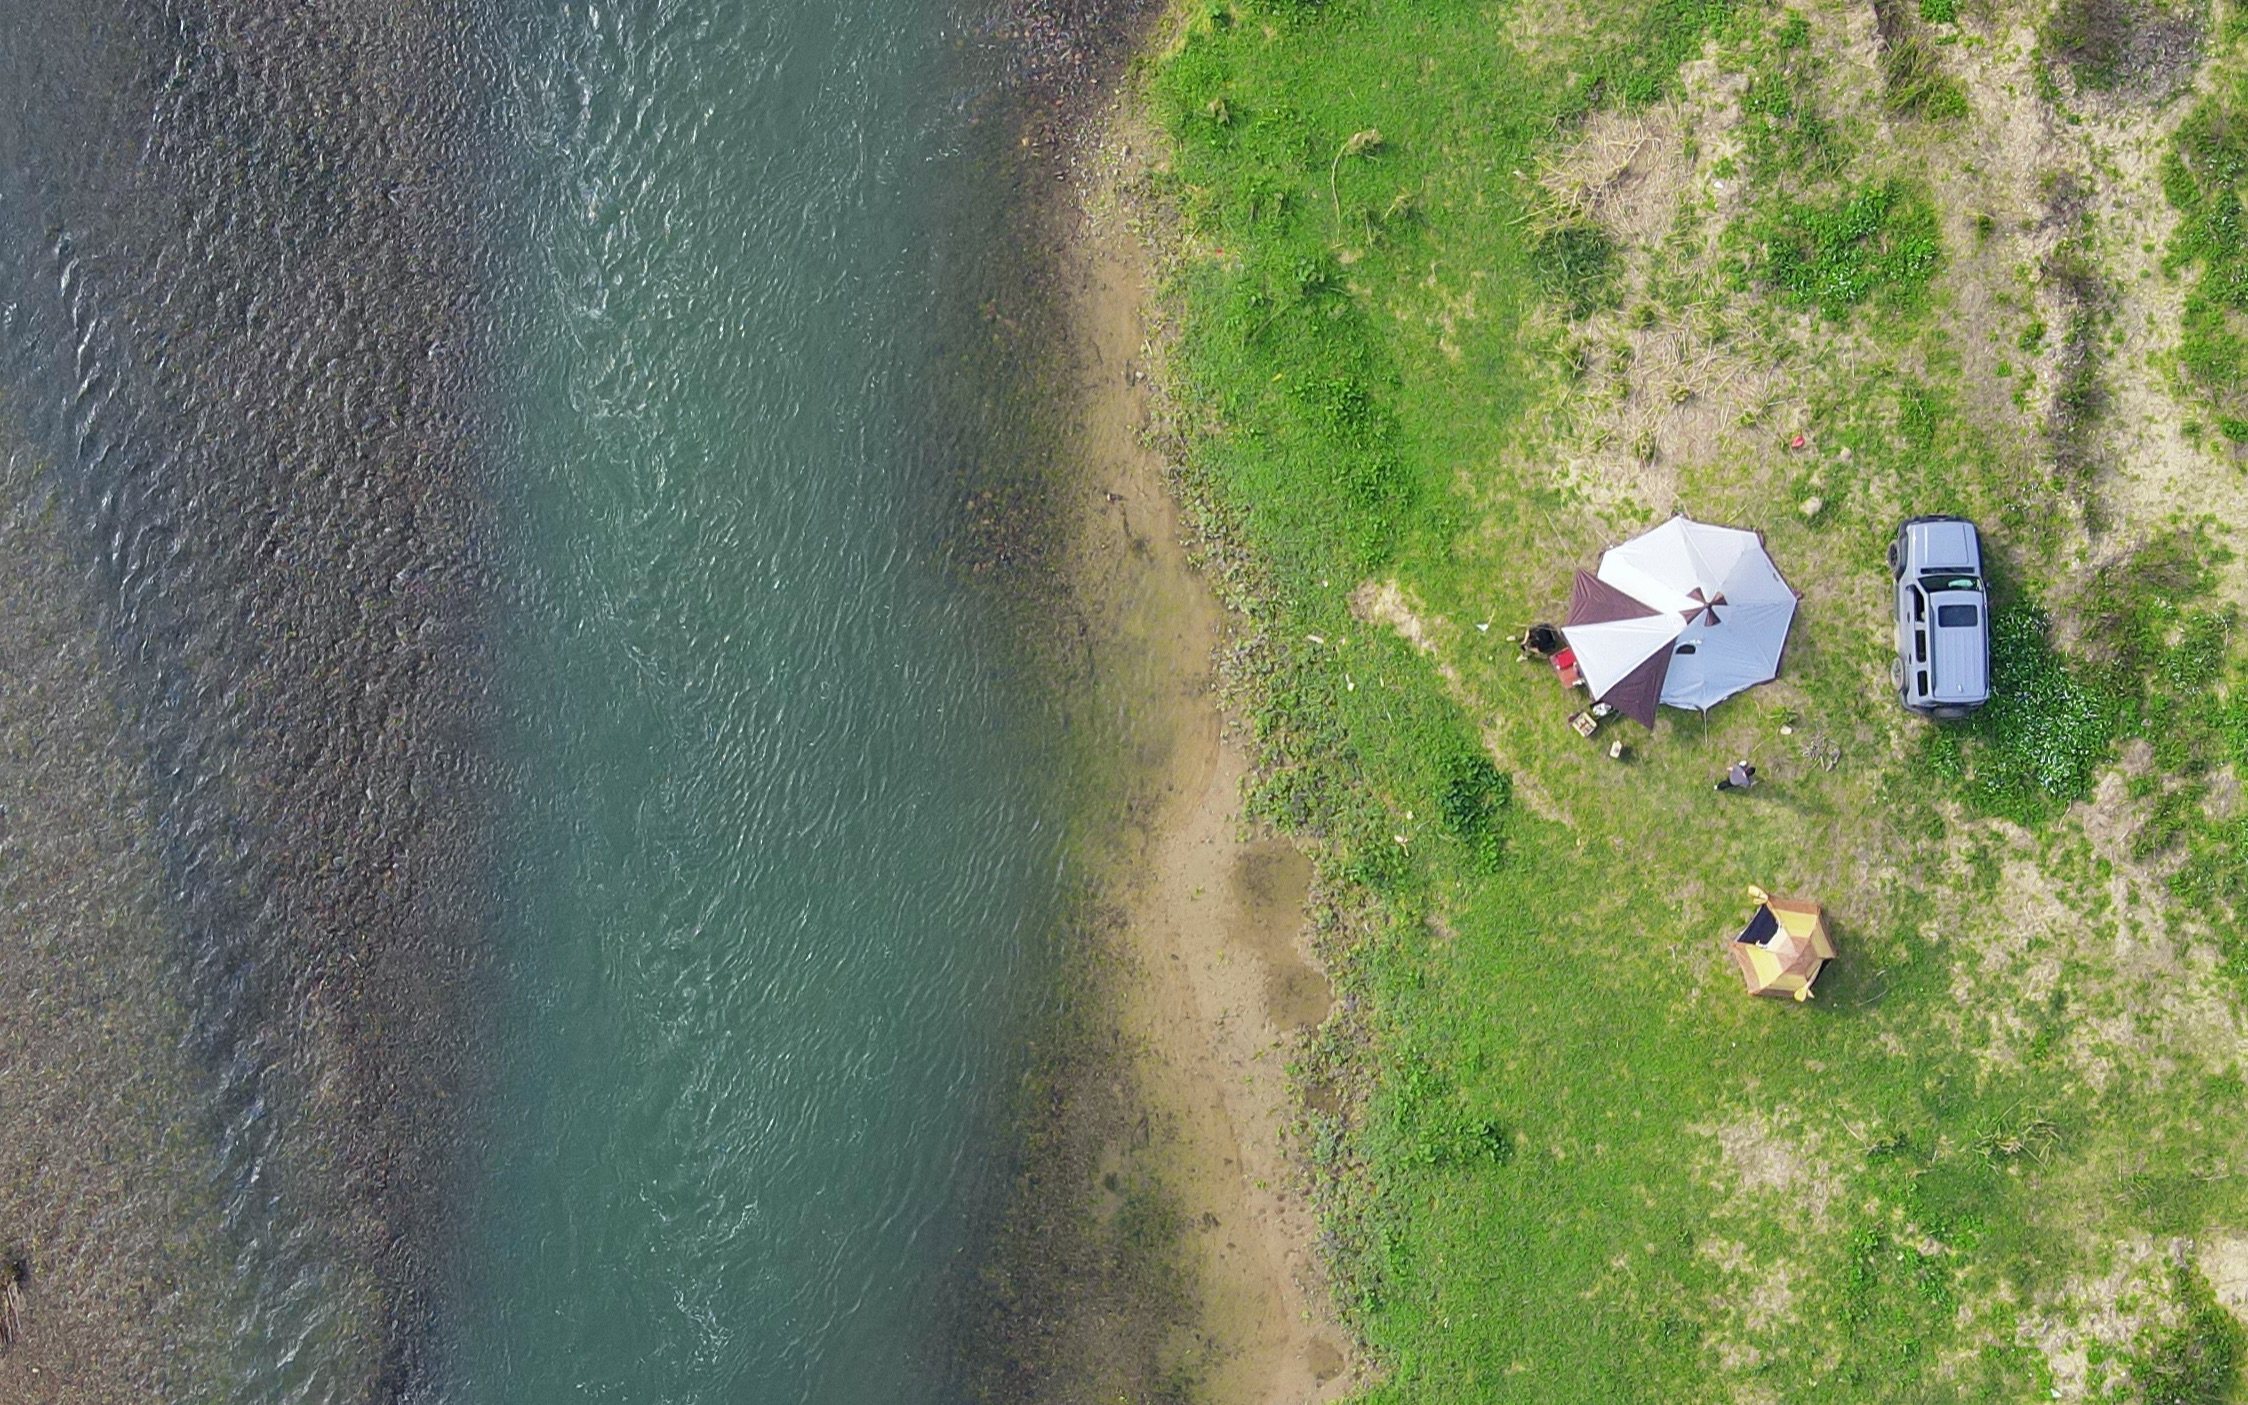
1889, 516, 1991, 718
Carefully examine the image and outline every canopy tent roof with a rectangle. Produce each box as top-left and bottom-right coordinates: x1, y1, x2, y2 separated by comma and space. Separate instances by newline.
1730, 895, 1835, 1001
1560, 517, 1799, 726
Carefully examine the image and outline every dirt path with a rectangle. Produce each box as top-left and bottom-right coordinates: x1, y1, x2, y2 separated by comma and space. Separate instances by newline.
1058, 115, 1359, 1405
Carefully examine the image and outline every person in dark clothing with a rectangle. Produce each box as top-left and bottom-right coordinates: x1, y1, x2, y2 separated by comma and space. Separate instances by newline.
1521, 623, 1563, 658
1715, 760, 1757, 792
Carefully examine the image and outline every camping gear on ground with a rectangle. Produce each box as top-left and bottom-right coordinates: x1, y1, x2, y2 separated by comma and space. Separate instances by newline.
1559, 516, 1799, 727
1551, 646, 1582, 689
1730, 888, 1834, 1001
1568, 708, 1599, 739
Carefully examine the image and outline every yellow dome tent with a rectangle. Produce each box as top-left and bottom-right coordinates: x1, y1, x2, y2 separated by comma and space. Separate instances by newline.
1730, 887, 1834, 1001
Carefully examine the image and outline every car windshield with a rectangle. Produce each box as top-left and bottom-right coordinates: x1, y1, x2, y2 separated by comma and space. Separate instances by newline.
1921, 573, 1980, 592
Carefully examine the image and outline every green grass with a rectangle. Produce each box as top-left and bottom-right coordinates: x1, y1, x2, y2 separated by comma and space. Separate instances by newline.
1874, 0, 1970, 119
1530, 222, 1622, 320
1144, 1, 2248, 1399
2168, 78, 2248, 424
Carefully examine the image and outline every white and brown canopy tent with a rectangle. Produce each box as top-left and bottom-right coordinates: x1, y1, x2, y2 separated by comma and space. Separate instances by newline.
1559, 517, 1799, 727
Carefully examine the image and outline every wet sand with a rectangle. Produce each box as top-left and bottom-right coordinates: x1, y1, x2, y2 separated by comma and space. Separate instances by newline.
1050, 109, 1359, 1404
940, 11, 1359, 1378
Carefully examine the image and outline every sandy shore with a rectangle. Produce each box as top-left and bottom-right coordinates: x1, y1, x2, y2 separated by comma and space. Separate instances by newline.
1049, 103, 1360, 1404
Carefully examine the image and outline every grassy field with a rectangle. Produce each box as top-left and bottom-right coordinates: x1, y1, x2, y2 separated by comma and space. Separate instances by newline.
1133, 0, 2248, 1398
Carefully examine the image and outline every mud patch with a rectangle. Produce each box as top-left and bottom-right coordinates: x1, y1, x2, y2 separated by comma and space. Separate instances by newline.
1697, 1110, 1843, 1231
1228, 840, 1330, 1032
2044, 0, 2203, 106
1527, 60, 1793, 512
2019, 1238, 2166, 1399
1536, 102, 1692, 246
1349, 578, 1453, 674
2200, 1232, 2248, 1323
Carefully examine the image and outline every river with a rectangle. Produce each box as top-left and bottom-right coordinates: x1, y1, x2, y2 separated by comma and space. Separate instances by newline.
0, 0, 1078, 1399
457, 2, 1065, 1400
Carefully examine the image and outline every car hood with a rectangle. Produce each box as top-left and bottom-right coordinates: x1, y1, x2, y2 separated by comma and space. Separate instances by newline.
1912, 520, 1981, 572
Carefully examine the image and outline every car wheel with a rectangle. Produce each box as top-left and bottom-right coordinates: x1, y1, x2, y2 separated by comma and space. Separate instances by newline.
1886, 539, 1902, 577
1890, 655, 1905, 693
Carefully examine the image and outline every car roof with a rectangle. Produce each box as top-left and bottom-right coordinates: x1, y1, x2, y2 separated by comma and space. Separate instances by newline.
1926, 591, 1988, 700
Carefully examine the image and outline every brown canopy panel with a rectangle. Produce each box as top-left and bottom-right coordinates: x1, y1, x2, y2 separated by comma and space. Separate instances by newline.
1600, 647, 1670, 728
1565, 570, 1660, 626
1563, 569, 1671, 726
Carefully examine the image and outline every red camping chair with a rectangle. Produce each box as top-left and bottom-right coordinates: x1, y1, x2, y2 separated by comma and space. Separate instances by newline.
1551, 646, 1582, 689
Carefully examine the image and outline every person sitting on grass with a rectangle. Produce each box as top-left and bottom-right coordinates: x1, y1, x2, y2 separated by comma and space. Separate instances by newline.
1520, 623, 1562, 659
1715, 760, 1757, 792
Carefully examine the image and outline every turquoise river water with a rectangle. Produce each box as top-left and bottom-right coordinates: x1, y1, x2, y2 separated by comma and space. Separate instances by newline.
461, 3, 1062, 1400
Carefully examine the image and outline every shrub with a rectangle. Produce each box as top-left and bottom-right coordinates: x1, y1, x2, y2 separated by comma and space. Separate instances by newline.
1936, 606, 2118, 826
1739, 28, 1841, 179
1875, 0, 1970, 118
1532, 221, 1621, 319
1437, 747, 1513, 872
2133, 1265, 2244, 1405
1760, 182, 1943, 314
